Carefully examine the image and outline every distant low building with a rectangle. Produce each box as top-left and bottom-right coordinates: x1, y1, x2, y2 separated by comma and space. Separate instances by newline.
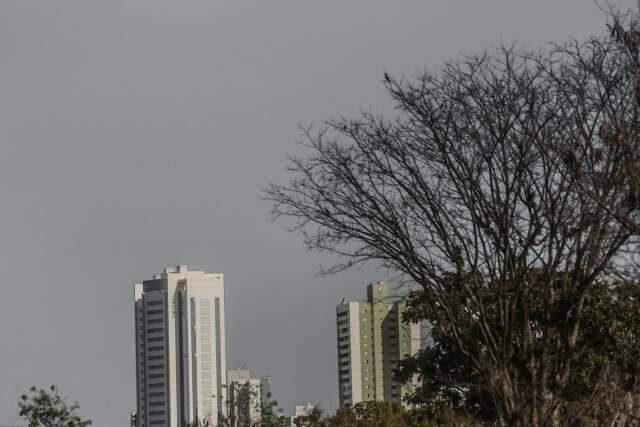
290, 403, 315, 427
260, 375, 273, 406
227, 368, 273, 426
336, 281, 421, 408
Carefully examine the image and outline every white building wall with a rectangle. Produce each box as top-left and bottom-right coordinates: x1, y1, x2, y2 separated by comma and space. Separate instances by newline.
290, 403, 315, 427
348, 302, 363, 404
409, 321, 422, 390
134, 265, 226, 427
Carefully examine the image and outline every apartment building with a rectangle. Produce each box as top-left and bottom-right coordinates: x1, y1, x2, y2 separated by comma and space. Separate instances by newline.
134, 265, 227, 426
336, 282, 420, 408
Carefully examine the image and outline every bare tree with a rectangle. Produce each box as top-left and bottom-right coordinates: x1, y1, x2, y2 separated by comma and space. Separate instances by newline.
265, 9, 640, 427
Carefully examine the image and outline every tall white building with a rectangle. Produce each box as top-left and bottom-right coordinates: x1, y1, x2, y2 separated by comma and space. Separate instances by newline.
134, 265, 227, 427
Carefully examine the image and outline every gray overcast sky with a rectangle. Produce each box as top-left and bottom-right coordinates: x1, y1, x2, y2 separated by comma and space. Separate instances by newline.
0, 1, 612, 425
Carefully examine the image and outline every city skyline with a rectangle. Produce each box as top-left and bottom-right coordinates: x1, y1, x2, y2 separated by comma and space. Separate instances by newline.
133, 269, 418, 425
0, 1, 610, 425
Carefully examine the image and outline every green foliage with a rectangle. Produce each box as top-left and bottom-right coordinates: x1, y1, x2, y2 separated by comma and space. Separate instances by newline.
327, 401, 408, 427
259, 392, 288, 427
233, 381, 255, 425
291, 401, 471, 427
18, 385, 91, 427
293, 406, 326, 427
219, 383, 287, 427
398, 278, 640, 424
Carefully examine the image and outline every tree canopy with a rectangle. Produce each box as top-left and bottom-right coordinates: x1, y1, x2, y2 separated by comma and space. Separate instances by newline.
267, 7, 640, 426
18, 385, 91, 427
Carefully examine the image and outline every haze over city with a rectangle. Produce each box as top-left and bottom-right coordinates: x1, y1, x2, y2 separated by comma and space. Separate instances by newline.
0, 1, 613, 425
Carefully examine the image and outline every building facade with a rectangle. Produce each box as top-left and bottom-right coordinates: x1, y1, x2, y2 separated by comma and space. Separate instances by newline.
134, 265, 227, 426
226, 369, 272, 427
259, 375, 272, 409
336, 282, 421, 408
290, 403, 315, 427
